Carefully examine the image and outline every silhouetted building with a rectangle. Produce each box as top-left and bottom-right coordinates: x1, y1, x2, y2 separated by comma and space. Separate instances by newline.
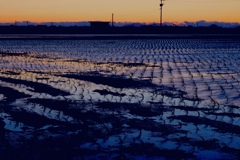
90, 21, 110, 28
36, 25, 48, 28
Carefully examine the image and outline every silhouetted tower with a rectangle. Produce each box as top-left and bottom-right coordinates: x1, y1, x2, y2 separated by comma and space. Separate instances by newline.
160, 0, 165, 26
112, 13, 114, 27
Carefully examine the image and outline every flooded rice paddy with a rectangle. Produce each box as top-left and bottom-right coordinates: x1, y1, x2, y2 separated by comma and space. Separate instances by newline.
0, 37, 240, 159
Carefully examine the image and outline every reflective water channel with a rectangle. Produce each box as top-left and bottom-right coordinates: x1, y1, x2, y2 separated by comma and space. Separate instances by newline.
0, 37, 240, 159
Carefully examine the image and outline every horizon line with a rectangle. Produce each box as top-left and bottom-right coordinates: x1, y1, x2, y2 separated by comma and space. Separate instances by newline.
1, 20, 240, 28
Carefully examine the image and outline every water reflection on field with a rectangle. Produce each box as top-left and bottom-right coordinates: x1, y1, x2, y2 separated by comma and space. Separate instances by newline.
0, 37, 240, 159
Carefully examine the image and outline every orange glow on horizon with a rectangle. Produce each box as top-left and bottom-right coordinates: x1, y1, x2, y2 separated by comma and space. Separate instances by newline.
1, 0, 240, 24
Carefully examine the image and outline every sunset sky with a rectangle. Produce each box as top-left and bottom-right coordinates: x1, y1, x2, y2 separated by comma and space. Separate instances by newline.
1, 0, 240, 24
